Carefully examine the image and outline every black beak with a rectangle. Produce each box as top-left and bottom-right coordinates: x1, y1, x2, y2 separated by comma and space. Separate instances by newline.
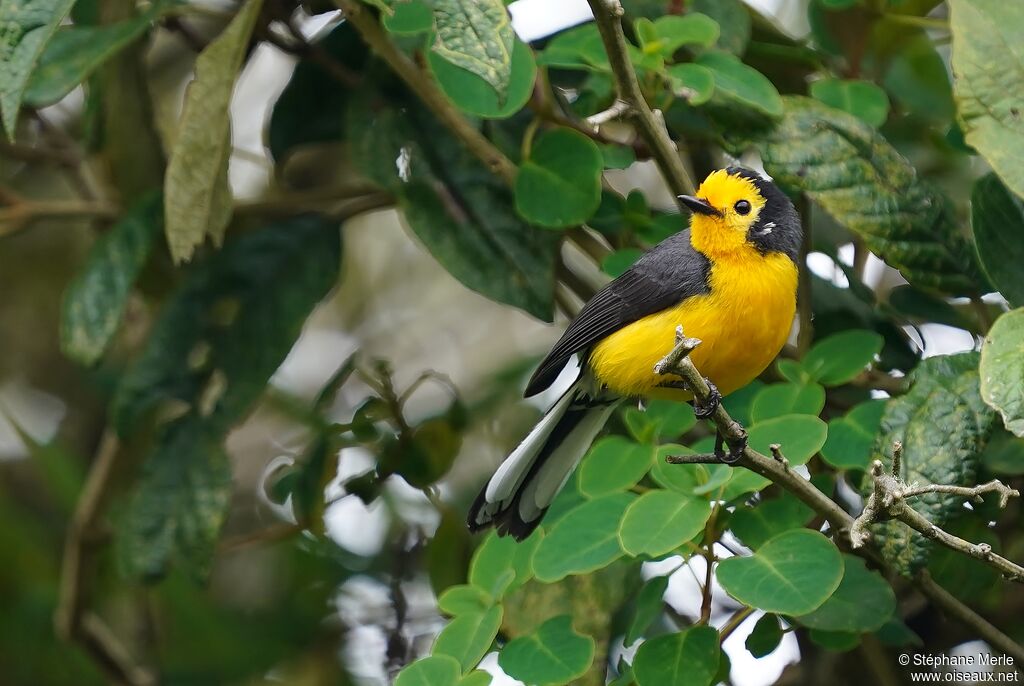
678, 195, 722, 217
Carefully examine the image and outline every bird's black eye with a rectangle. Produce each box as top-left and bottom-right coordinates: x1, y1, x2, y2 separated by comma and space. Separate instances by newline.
734, 200, 751, 215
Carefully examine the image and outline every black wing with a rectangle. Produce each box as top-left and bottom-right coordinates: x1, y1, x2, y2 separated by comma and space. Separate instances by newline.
525, 230, 712, 397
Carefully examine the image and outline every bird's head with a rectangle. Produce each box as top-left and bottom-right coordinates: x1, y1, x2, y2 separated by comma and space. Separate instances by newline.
679, 167, 800, 261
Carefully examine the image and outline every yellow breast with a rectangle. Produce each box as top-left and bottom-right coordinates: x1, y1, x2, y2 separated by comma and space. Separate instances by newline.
588, 249, 797, 399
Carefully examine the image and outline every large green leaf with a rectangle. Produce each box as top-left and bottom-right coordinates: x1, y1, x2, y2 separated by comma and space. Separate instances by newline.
0, 0, 77, 137
431, 0, 513, 100
432, 605, 503, 671
163, 0, 263, 263
749, 382, 825, 422
60, 192, 162, 365
717, 414, 828, 499
498, 615, 594, 686
23, 2, 168, 107
532, 493, 635, 582
626, 575, 669, 645
794, 555, 895, 633
633, 625, 720, 686
578, 436, 655, 497
515, 127, 603, 228
114, 217, 341, 578
468, 529, 540, 598
348, 91, 558, 321
618, 490, 711, 557
748, 96, 985, 294
267, 22, 367, 161
695, 51, 782, 118
810, 78, 889, 128
716, 529, 843, 615
980, 309, 1024, 437
690, 0, 749, 55
971, 173, 1024, 307
803, 330, 884, 385
821, 400, 886, 470
428, 37, 535, 119
950, 0, 1024, 199
868, 353, 997, 574
395, 656, 461, 686
729, 492, 813, 550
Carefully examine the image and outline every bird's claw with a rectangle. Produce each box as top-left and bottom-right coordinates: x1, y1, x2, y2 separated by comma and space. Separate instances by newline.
693, 379, 721, 419
713, 429, 746, 464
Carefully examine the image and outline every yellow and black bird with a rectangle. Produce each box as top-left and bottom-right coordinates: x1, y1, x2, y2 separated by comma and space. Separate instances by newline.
468, 167, 801, 539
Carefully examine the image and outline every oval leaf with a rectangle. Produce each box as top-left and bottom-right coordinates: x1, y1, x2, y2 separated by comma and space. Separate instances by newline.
633, 625, 720, 686
803, 330, 883, 386
972, 173, 1024, 307
695, 51, 783, 118
432, 605, 503, 671
532, 493, 635, 582
750, 382, 825, 422
578, 436, 655, 497
428, 37, 536, 119
794, 555, 896, 633
515, 127, 603, 228
395, 655, 461, 686
618, 490, 712, 557
431, 0, 513, 100
981, 309, 1024, 437
716, 529, 843, 615
498, 615, 594, 685
810, 78, 889, 127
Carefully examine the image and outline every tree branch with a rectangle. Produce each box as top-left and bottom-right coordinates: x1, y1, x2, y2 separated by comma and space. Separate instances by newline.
335, 0, 517, 184
850, 447, 1023, 582
585, 0, 695, 197
653, 327, 1024, 663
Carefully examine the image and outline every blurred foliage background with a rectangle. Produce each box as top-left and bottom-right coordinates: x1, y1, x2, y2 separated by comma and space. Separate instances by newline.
2, 0, 1024, 684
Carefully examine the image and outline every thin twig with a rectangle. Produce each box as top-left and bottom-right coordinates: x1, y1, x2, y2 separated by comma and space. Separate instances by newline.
653, 327, 1024, 663
56, 432, 155, 686
719, 606, 755, 642
850, 451, 1023, 582
586, 99, 632, 129
585, 0, 694, 197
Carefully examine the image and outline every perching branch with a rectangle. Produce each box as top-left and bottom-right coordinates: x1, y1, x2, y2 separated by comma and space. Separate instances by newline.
850, 444, 1023, 582
585, 0, 695, 197
0, 186, 119, 237
654, 327, 1024, 663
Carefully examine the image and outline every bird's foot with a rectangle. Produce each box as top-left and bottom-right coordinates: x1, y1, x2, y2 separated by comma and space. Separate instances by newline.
713, 427, 747, 465
692, 379, 721, 419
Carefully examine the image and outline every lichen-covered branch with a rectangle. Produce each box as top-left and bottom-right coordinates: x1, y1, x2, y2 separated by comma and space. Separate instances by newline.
654, 327, 1024, 663
851, 446, 1023, 582
585, 0, 695, 196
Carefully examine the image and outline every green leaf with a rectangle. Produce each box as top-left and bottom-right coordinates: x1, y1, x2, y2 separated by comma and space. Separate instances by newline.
60, 192, 162, 365
972, 173, 1024, 307
268, 22, 367, 161
602, 248, 644, 277
578, 437, 655, 497
745, 614, 783, 658
623, 399, 696, 443
730, 493, 813, 550
23, 3, 167, 107
633, 625, 720, 686
618, 491, 712, 557
723, 380, 764, 426
809, 629, 860, 651
982, 429, 1024, 475
600, 143, 635, 170
432, 605, 503, 671
114, 217, 340, 579
803, 330, 884, 385
0, 0, 77, 138
395, 655, 461, 686
720, 414, 828, 498
716, 529, 843, 615
821, 400, 886, 470
810, 78, 889, 127
950, 0, 1024, 199
666, 63, 715, 105
428, 37, 535, 119
981, 309, 1024, 437
498, 615, 594, 685
776, 359, 810, 384
689, 0, 749, 55
431, 0, 513, 100
515, 127, 603, 228
468, 529, 540, 598
875, 617, 922, 648
438, 584, 492, 616
747, 96, 986, 294
537, 23, 608, 71
750, 383, 825, 422
626, 575, 669, 645
348, 91, 558, 321
795, 555, 895, 633
458, 673, 492, 686
647, 14, 719, 56
163, 0, 263, 263
650, 444, 715, 495
695, 51, 783, 118
532, 493, 635, 582
869, 353, 997, 574
383, 0, 433, 34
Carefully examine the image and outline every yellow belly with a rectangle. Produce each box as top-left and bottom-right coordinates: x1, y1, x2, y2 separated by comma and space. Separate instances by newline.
588, 250, 797, 399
